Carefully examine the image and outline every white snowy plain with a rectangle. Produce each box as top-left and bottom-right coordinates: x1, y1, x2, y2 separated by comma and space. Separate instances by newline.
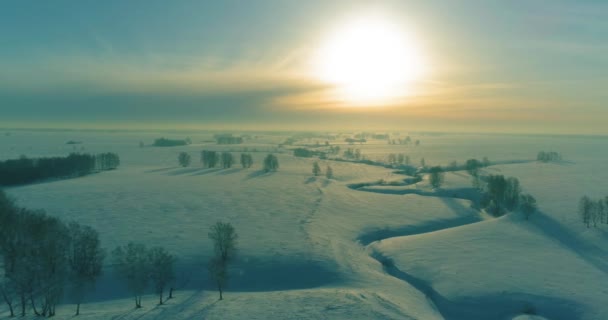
1, 130, 607, 320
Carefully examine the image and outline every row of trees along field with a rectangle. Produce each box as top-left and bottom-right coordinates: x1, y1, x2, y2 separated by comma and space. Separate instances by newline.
153, 137, 191, 147
0, 190, 238, 317
0, 153, 120, 186
579, 196, 608, 228
180, 151, 277, 172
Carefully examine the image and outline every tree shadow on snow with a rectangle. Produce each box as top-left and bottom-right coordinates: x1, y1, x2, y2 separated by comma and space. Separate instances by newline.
84, 255, 340, 304
525, 211, 608, 275
190, 168, 223, 176
144, 166, 177, 173
374, 251, 582, 320
305, 176, 317, 184
166, 167, 206, 176
245, 170, 273, 180
216, 168, 243, 175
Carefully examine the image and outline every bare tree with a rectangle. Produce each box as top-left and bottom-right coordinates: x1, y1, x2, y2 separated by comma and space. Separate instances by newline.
312, 162, 322, 176
112, 243, 149, 308
240, 153, 253, 168
178, 152, 191, 167
220, 152, 234, 169
520, 194, 537, 220
579, 196, 592, 228
208, 222, 238, 300
263, 154, 279, 172
148, 247, 176, 305
326, 166, 334, 179
428, 166, 444, 188
68, 222, 105, 316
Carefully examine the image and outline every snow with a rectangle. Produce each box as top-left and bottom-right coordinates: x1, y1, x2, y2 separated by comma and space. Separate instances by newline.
1, 130, 606, 319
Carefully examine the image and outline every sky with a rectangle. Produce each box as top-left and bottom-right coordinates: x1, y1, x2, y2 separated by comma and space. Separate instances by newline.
1, 0, 607, 134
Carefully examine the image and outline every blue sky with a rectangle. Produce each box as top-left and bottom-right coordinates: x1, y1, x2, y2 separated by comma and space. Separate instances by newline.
1, 0, 607, 133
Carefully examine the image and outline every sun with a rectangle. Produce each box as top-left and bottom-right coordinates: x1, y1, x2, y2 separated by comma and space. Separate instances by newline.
313, 16, 427, 105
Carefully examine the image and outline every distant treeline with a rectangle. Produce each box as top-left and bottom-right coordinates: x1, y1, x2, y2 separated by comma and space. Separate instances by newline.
153, 137, 191, 147
0, 153, 119, 186
537, 151, 562, 162
293, 148, 326, 158
214, 134, 243, 145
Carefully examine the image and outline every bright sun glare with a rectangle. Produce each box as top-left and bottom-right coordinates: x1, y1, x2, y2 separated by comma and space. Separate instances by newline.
314, 16, 427, 105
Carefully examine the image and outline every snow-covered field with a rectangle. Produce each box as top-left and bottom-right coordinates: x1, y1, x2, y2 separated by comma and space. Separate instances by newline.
1, 130, 607, 319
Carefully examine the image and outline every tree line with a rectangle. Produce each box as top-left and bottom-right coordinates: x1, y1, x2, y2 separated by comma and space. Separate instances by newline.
537, 151, 562, 162
214, 134, 243, 145
153, 137, 191, 147
0, 190, 239, 316
181, 151, 279, 172
0, 153, 120, 186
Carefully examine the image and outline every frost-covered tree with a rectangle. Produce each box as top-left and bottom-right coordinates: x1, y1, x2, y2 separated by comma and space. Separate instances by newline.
208, 222, 238, 300
68, 222, 105, 316
519, 194, 537, 220
112, 243, 150, 308
178, 152, 191, 167
312, 162, 322, 176
428, 166, 444, 189
148, 247, 176, 305
420, 158, 426, 168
